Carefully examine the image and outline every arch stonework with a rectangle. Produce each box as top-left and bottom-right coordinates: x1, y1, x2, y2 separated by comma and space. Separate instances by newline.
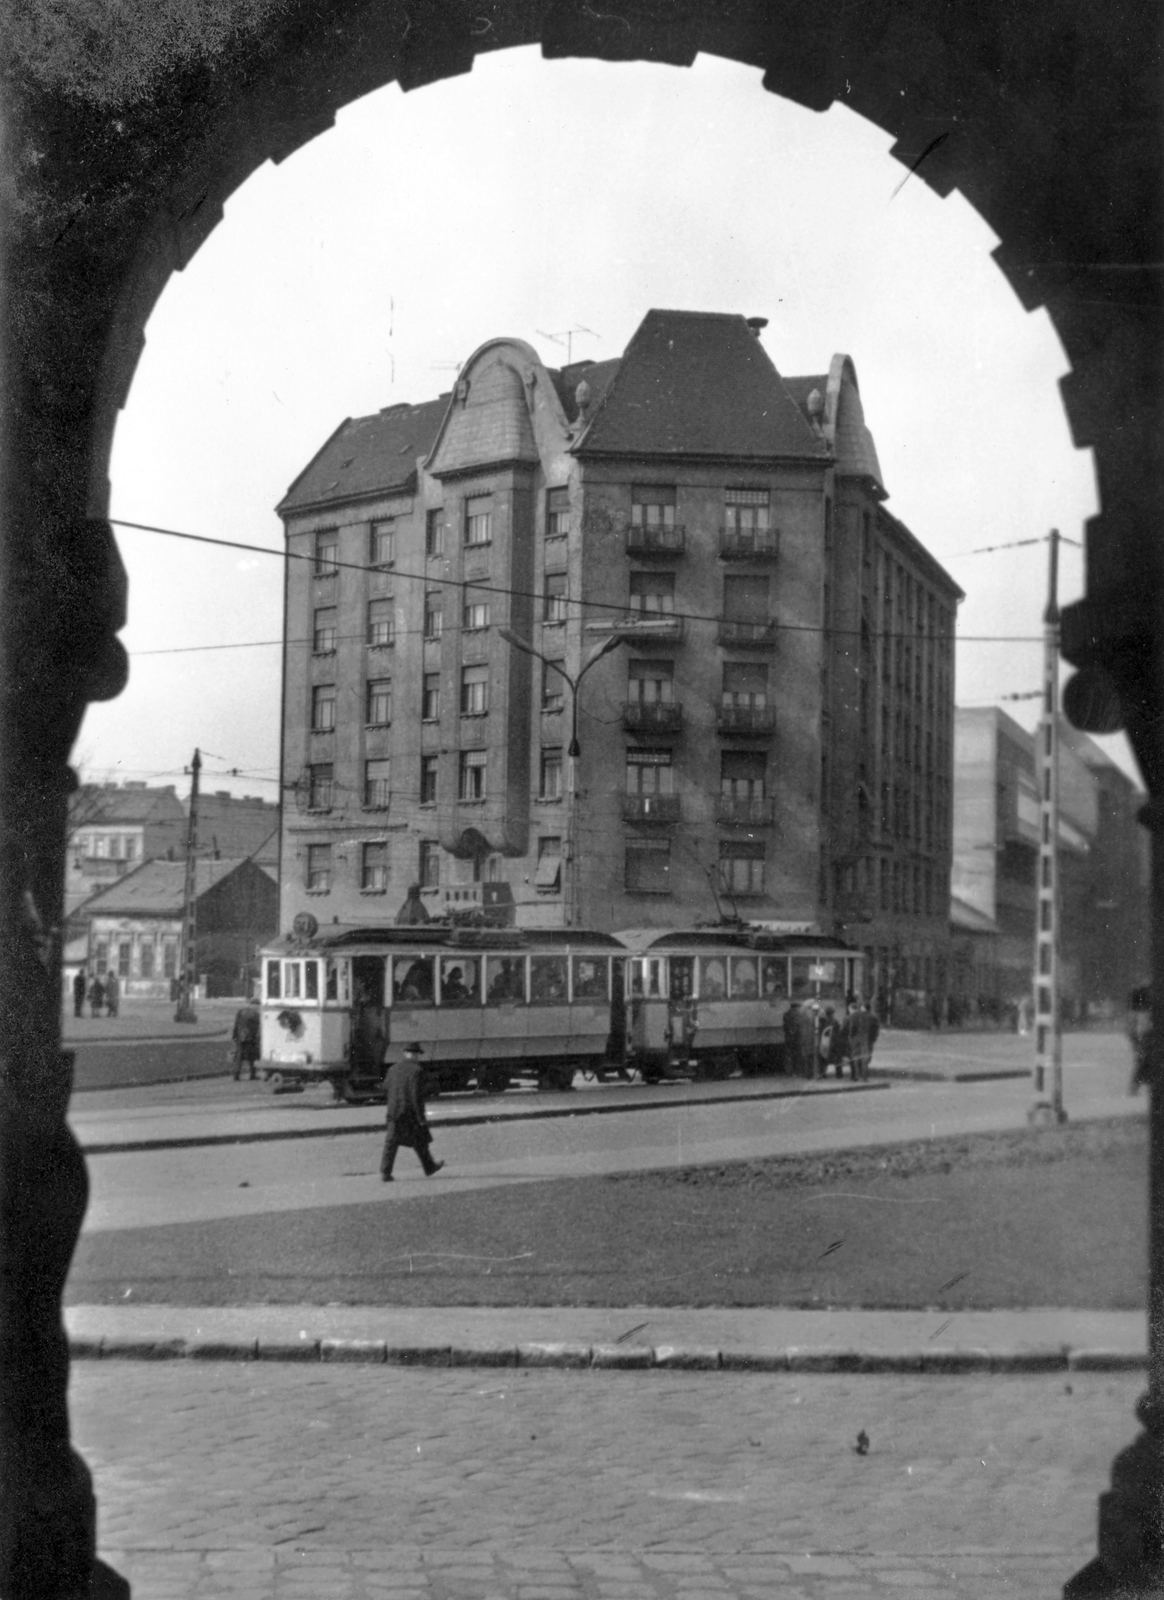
1, 4, 1159, 1595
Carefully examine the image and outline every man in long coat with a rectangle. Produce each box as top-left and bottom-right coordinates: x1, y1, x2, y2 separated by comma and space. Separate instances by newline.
380, 1043, 445, 1181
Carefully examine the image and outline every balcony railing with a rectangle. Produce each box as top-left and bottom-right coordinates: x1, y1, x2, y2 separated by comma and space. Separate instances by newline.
622, 793, 681, 824
627, 524, 686, 557
716, 704, 776, 736
623, 701, 683, 733
717, 796, 775, 827
718, 619, 779, 649
719, 528, 780, 561
605, 612, 684, 644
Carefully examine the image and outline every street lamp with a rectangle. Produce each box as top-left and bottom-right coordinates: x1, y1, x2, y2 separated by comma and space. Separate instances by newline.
499, 627, 623, 925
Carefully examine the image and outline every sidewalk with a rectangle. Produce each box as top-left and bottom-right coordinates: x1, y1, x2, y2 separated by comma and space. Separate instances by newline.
66, 1302, 1147, 1371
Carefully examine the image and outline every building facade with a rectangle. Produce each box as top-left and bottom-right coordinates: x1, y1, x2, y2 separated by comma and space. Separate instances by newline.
276, 310, 960, 996
66, 782, 187, 919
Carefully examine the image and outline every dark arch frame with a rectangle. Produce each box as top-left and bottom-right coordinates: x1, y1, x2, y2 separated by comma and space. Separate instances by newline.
1, 4, 1160, 1595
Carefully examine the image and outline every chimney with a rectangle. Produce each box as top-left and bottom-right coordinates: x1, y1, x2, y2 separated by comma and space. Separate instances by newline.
745, 317, 769, 339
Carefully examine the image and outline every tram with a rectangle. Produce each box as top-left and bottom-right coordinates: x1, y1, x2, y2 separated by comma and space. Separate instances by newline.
614, 926, 865, 1081
257, 917, 627, 1099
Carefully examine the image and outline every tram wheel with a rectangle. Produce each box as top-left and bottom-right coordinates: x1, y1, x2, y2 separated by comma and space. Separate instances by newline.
479, 1067, 510, 1094
640, 1065, 663, 1085
539, 1064, 575, 1092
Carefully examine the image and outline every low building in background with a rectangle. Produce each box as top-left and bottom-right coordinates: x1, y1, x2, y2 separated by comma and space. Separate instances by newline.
66, 782, 187, 919
81, 858, 277, 999
275, 309, 961, 1011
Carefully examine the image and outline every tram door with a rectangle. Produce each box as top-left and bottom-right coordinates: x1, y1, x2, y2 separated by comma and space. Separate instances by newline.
350, 955, 388, 1080
628, 956, 669, 1053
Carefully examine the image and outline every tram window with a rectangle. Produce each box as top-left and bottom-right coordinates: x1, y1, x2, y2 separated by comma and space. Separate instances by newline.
283, 962, 302, 999
699, 957, 727, 999
530, 956, 568, 1004
486, 956, 526, 1005
266, 960, 281, 1000
439, 957, 479, 1006
791, 956, 844, 1001
572, 957, 608, 1001
393, 956, 434, 1005
669, 957, 694, 1000
730, 956, 759, 997
325, 959, 348, 1003
304, 961, 319, 1001
761, 957, 789, 998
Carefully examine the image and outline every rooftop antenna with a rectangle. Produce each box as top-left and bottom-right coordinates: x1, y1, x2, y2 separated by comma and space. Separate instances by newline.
536, 325, 600, 365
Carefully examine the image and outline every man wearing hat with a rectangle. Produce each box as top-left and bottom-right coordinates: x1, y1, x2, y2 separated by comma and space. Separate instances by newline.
380, 1043, 445, 1182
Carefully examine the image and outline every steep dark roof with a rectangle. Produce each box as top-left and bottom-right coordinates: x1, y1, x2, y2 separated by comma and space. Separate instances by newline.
278, 397, 448, 515
82, 858, 273, 918
70, 784, 185, 827
573, 311, 829, 462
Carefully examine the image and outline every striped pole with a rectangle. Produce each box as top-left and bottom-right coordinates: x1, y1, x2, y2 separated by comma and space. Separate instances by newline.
1030, 532, 1066, 1125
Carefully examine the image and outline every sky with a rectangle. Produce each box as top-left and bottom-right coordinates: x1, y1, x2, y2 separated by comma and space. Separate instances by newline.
80, 45, 1137, 801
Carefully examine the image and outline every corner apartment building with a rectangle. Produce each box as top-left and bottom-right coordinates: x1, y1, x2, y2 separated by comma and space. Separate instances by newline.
276, 309, 960, 992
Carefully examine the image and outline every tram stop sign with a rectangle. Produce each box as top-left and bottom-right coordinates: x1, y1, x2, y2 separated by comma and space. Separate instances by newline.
810, 961, 836, 984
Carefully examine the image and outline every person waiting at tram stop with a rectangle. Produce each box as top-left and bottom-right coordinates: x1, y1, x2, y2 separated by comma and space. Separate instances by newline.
380, 1043, 445, 1182
1127, 985, 1153, 1096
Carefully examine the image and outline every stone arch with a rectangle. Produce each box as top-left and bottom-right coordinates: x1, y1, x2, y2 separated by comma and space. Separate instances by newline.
2, 3, 1160, 1595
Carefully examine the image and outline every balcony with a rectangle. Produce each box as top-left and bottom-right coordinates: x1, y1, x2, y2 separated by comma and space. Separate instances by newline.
592, 613, 684, 645
717, 796, 775, 827
627, 524, 686, 557
719, 528, 780, 562
623, 701, 683, 734
717, 703, 776, 737
622, 793, 681, 824
718, 619, 779, 649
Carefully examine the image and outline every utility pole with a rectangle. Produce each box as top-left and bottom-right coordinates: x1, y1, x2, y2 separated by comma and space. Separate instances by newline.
174, 748, 201, 1023
1029, 531, 1067, 1124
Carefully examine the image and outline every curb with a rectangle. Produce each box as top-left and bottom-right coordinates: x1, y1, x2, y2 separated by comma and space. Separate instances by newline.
66, 1337, 1147, 1373
77, 1077, 890, 1157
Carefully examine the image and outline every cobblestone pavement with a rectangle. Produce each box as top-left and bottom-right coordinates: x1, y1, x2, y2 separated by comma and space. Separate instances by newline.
72, 1364, 1135, 1597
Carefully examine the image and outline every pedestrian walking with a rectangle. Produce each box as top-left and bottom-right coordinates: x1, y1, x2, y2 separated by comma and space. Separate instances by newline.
103, 970, 120, 1019
72, 969, 86, 1019
88, 974, 105, 1018
380, 1043, 444, 1182
1127, 985, 1152, 1095
230, 997, 262, 1081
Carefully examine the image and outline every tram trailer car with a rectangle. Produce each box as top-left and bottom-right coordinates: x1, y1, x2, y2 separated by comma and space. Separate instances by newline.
258, 923, 627, 1100
614, 928, 865, 1081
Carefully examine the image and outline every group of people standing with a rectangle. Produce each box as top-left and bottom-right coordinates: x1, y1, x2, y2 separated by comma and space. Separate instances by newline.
782, 996, 880, 1080
72, 969, 119, 1019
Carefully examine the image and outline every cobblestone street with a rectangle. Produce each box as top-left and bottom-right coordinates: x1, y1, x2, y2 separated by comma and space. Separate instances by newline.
74, 1364, 1135, 1597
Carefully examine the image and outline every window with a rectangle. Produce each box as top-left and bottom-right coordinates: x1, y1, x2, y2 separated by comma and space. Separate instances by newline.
371, 520, 395, 567
361, 841, 388, 892
422, 673, 440, 721
419, 840, 439, 887
140, 940, 155, 979
420, 755, 439, 804
626, 837, 671, 893
366, 677, 392, 726
572, 956, 608, 1000
438, 955, 479, 1006
543, 572, 568, 624
722, 573, 769, 622
117, 941, 130, 978
461, 664, 489, 716
486, 956, 526, 1005
465, 494, 493, 546
722, 661, 768, 710
629, 570, 674, 615
721, 750, 766, 801
313, 606, 337, 654
367, 598, 394, 648
308, 763, 333, 810
540, 747, 563, 800
628, 658, 674, 704
535, 836, 562, 894
312, 684, 336, 731
364, 758, 391, 809
720, 840, 765, 896
542, 659, 566, 712
394, 954, 434, 1005
724, 486, 770, 531
459, 749, 487, 801
530, 953, 568, 1000
162, 940, 178, 980
463, 596, 491, 631
425, 509, 445, 557
424, 592, 443, 640
626, 748, 673, 795
314, 531, 338, 576
631, 484, 676, 527
94, 940, 108, 975
546, 486, 571, 538
306, 843, 332, 892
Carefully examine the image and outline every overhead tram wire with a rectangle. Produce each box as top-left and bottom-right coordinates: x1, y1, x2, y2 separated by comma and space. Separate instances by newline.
109, 515, 1045, 650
